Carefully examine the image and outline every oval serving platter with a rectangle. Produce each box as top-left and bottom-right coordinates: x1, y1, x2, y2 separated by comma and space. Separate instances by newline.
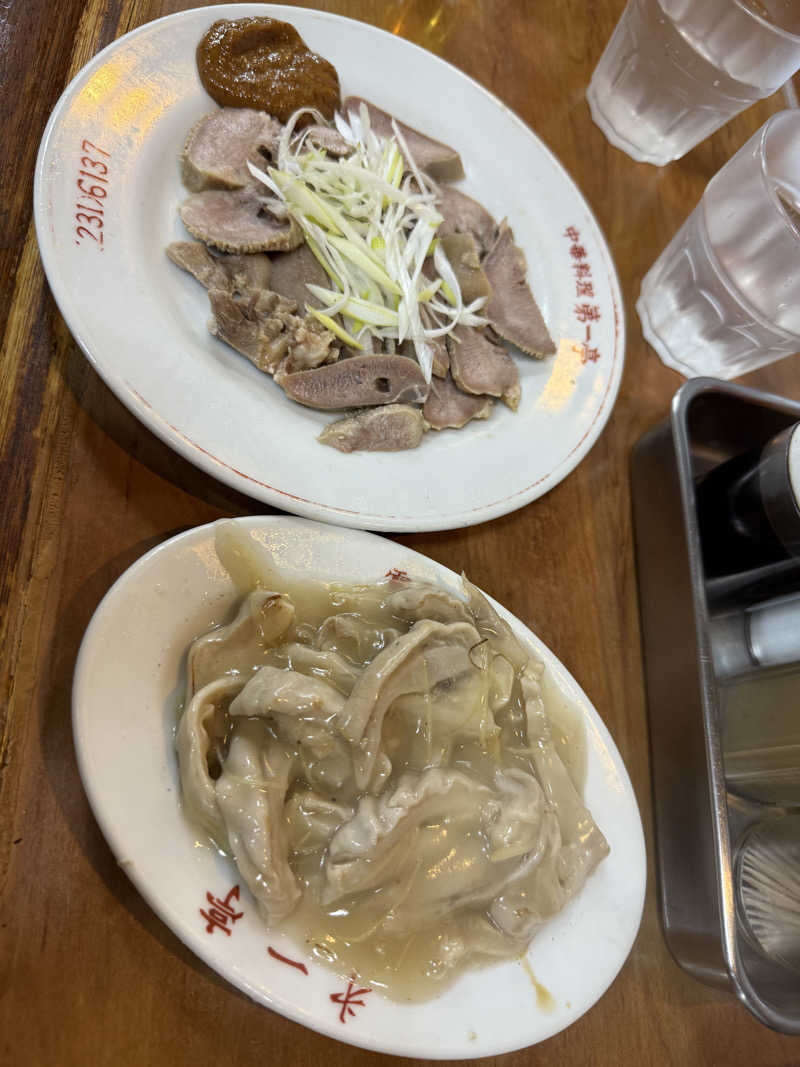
35, 5, 624, 532
72, 516, 645, 1058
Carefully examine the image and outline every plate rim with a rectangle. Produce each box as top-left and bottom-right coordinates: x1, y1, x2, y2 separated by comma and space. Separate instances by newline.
72, 514, 646, 1059
34, 3, 626, 533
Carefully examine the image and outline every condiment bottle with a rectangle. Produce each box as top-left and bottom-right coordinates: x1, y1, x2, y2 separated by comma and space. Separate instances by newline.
696, 422, 800, 577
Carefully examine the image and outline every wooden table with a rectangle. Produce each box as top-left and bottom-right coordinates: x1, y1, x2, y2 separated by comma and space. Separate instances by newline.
2, 1, 799, 1063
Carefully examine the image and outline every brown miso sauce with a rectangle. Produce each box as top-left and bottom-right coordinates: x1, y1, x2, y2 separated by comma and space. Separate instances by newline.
196, 17, 340, 122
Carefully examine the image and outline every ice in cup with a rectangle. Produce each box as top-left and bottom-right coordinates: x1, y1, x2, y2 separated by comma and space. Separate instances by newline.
587, 0, 800, 166
636, 110, 800, 379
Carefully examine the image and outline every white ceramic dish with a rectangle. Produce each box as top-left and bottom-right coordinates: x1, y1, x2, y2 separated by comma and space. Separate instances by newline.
72, 516, 645, 1058
35, 5, 624, 532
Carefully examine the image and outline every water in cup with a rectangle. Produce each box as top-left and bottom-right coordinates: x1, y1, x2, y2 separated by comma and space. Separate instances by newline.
588, 0, 800, 166
637, 110, 800, 378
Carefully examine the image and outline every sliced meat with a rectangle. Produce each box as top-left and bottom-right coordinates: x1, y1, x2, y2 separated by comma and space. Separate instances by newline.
343, 96, 464, 181
168, 241, 231, 290
303, 124, 352, 157
321, 768, 550, 941
315, 614, 401, 666
340, 618, 482, 788
180, 187, 302, 254
167, 241, 272, 293
208, 288, 294, 371
279, 355, 428, 411
277, 320, 340, 373
483, 221, 556, 357
268, 242, 328, 312
423, 372, 493, 429
398, 336, 448, 377
449, 325, 520, 411
323, 769, 492, 904
318, 404, 426, 453
185, 588, 294, 704
208, 288, 337, 374
439, 233, 492, 306
176, 675, 245, 846
384, 581, 473, 625
275, 643, 361, 695
431, 336, 449, 377
230, 665, 352, 792
181, 108, 282, 192
284, 792, 353, 855
462, 575, 530, 673
437, 185, 497, 255
221, 252, 272, 291
215, 722, 300, 926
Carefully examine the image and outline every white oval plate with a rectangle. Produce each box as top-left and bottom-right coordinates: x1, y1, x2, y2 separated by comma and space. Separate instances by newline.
35, 5, 624, 532
73, 516, 645, 1058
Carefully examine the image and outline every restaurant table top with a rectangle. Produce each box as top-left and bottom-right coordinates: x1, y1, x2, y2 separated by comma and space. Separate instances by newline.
2, 2, 800, 1064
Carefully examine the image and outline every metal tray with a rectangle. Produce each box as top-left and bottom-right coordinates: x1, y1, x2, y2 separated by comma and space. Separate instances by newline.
631, 376, 800, 1033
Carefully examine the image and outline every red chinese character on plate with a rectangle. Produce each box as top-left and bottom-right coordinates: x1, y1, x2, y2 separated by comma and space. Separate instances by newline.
569, 243, 587, 260
385, 568, 409, 581
564, 225, 581, 241
573, 263, 591, 279
267, 946, 309, 975
576, 280, 595, 298
575, 303, 601, 323
330, 978, 372, 1023
200, 885, 243, 936
581, 344, 601, 364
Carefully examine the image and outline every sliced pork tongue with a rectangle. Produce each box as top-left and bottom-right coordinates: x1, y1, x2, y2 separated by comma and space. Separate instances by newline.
482, 221, 556, 357
397, 336, 449, 378
448, 325, 520, 411
318, 405, 427, 452
181, 109, 282, 192
437, 186, 497, 256
423, 373, 493, 430
302, 124, 352, 157
438, 233, 492, 306
278, 355, 428, 410
431, 337, 450, 378
267, 242, 328, 313
167, 241, 272, 293
342, 96, 464, 181
180, 186, 302, 254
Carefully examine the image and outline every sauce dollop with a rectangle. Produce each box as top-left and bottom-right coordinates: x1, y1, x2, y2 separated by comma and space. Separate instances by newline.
196, 17, 340, 122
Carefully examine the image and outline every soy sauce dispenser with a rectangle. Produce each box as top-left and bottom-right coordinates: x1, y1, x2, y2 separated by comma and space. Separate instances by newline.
696, 422, 800, 578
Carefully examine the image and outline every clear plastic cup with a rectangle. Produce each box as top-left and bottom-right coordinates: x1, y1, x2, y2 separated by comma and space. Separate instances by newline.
636, 110, 800, 379
587, 0, 800, 166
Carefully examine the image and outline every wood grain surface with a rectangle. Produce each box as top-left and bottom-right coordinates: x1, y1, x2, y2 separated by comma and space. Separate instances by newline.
2, 1, 800, 1064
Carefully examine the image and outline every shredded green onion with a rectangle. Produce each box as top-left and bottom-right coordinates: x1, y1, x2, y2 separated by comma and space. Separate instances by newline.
248, 103, 487, 381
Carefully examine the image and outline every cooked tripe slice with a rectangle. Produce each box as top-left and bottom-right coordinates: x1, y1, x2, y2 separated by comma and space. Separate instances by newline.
229, 665, 353, 792
215, 720, 300, 925
340, 619, 484, 789
185, 588, 294, 704
176, 675, 244, 846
